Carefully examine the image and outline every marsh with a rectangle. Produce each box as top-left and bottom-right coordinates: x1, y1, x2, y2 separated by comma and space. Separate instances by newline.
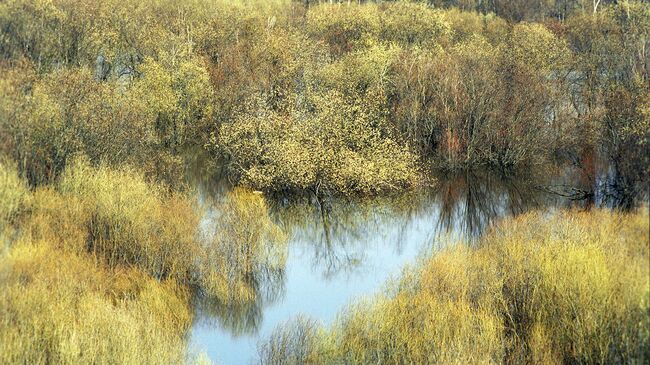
0, 0, 648, 364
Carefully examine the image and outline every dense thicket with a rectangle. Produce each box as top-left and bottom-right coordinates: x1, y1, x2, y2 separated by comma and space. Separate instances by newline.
258, 209, 650, 364
0, 0, 646, 195
0, 159, 285, 363
1, 1, 647, 363
422, 0, 622, 22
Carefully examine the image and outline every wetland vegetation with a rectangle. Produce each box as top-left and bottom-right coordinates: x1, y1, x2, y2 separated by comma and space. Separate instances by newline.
0, 0, 648, 364
259, 209, 649, 364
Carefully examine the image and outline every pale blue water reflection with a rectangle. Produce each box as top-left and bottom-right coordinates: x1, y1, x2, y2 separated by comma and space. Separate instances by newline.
189, 171, 565, 365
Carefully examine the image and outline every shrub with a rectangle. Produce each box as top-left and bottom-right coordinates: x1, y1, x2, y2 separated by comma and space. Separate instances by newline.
0, 65, 186, 185
391, 23, 571, 170
378, 2, 450, 47
218, 91, 421, 196
25, 159, 287, 303
440, 8, 508, 44
316, 44, 400, 97
0, 159, 30, 228
131, 56, 215, 148
258, 316, 323, 365
259, 208, 650, 364
0, 240, 194, 365
1, 160, 287, 362
306, 3, 380, 57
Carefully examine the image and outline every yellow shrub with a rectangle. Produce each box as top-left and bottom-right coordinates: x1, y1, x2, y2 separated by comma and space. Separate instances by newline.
0, 240, 192, 365
306, 3, 380, 56
378, 2, 450, 47
1, 160, 288, 363
219, 91, 421, 196
51, 158, 201, 282
259, 208, 650, 364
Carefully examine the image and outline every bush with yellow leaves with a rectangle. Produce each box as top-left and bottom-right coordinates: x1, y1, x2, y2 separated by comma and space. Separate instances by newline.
259, 208, 650, 364
0, 159, 286, 363
219, 90, 421, 196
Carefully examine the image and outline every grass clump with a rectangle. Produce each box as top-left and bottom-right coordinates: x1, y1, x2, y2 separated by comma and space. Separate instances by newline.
258, 208, 650, 364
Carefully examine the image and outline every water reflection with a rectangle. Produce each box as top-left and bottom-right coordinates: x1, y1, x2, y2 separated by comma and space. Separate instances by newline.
192, 185, 287, 338
434, 170, 550, 239
539, 158, 648, 211
194, 269, 284, 337
189, 163, 641, 365
271, 194, 424, 279
269, 169, 556, 281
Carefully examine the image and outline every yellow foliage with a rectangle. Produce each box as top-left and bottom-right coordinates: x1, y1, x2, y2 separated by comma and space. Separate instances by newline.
504, 22, 571, 75
0, 159, 30, 228
260, 208, 650, 364
0, 158, 288, 363
0, 240, 193, 364
379, 2, 450, 47
306, 3, 380, 56
219, 91, 421, 195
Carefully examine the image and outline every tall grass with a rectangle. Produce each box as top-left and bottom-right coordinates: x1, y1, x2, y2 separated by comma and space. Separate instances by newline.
259, 208, 650, 364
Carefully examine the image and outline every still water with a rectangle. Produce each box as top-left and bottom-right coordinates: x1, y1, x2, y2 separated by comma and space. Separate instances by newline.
188, 169, 582, 365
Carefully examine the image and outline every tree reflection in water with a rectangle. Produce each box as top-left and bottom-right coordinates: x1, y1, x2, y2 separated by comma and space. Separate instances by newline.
192, 187, 287, 337
189, 162, 642, 345
434, 170, 552, 240
268, 169, 564, 281
271, 194, 424, 279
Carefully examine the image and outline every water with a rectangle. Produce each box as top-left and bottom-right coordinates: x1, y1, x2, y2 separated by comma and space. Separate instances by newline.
191, 199, 439, 364
187, 168, 578, 365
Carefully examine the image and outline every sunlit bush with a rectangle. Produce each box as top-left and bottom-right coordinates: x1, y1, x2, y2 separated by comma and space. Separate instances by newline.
25, 159, 287, 302
132, 56, 215, 147
306, 3, 380, 57
259, 208, 650, 364
219, 91, 420, 196
440, 8, 508, 44
378, 2, 450, 47
1, 160, 287, 363
0, 65, 188, 185
0, 240, 194, 364
49, 158, 199, 280
316, 44, 399, 97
